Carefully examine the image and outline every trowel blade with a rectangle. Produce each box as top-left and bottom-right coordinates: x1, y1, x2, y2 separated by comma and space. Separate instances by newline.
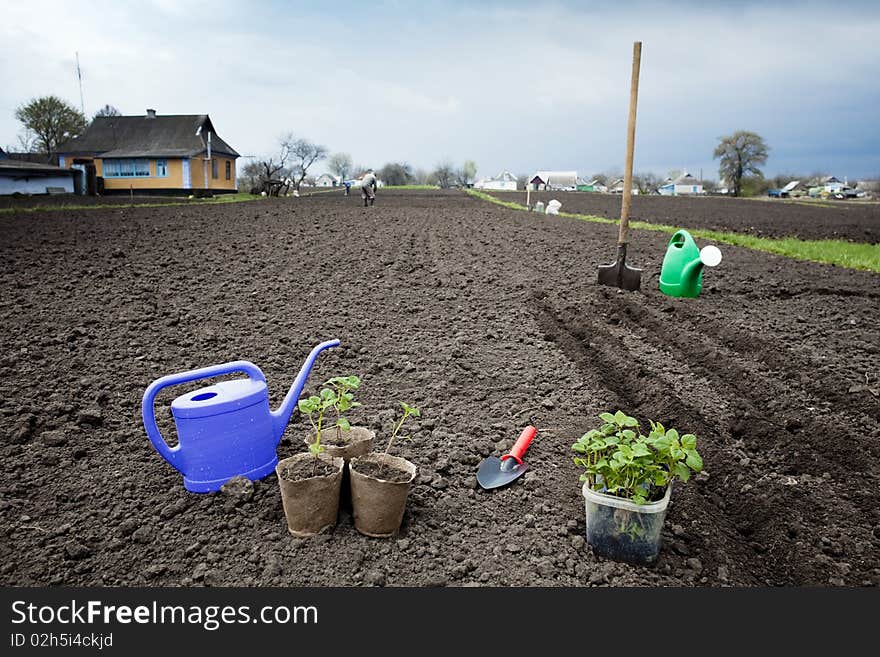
476, 456, 530, 490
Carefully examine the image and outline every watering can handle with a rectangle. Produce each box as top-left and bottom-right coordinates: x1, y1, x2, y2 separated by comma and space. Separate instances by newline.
141, 361, 267, 472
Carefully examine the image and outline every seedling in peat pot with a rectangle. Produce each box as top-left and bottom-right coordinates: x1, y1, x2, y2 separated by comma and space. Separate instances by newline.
385, 402, 420, 455
324, 375, 362, 441
298, 388, 337, 473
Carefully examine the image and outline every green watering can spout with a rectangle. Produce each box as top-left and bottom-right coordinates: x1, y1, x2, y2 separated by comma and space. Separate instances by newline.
659, 230, 722, 298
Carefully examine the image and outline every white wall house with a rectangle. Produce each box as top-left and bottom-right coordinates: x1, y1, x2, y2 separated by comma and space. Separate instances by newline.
528, 170, 577, 191
315, 173, 339, 187
658, 172, 703, 196
0, 150, 76, 195
607, 178, 639, 195
474, 170, 518, 191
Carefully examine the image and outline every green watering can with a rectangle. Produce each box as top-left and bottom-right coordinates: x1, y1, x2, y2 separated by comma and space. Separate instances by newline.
658, 230, 722, 298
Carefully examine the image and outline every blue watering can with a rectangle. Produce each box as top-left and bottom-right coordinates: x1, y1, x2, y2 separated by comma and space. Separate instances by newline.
141, 339, 339, 493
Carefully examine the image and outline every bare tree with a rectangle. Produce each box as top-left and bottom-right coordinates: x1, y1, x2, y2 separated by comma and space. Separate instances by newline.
633, 171, 662, 194
412, 167, 430, 185
455, 160, 477, 188
327, 152, 353, 183
93, 104, 121, 119
283, 134, 328, 191
433, 161, 456, 189
7, 129, 38, 154
713, 130, 769, 197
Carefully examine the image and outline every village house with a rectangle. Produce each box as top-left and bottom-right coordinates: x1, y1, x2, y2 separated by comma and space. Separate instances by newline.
474, 170, 518, 191
658, 172, 703, 196
0, 147, 77, 195
57, 109, 239, 195
576, 178, 608, 193
607, 178, 640, 195
314, 173, 339, 187
528, 170, 577, 191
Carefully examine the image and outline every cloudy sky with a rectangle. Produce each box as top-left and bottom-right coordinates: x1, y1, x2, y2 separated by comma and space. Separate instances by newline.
1, 0, 878, 180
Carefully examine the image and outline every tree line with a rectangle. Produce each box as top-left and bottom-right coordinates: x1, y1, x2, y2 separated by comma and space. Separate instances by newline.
12, 94, 836, 198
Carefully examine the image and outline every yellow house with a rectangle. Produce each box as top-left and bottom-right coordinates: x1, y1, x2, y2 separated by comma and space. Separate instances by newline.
57, 109, 239, 195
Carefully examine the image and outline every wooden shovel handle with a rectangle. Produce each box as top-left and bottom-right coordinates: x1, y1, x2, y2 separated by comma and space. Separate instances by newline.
619, 41, 642, 245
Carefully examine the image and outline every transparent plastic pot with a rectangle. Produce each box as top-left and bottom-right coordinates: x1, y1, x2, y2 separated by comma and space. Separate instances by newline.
582, 481, 672, 565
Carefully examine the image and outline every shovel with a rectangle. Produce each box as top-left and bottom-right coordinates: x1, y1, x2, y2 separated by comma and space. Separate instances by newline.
477, 426, 536, 490
598, 41, 643, 292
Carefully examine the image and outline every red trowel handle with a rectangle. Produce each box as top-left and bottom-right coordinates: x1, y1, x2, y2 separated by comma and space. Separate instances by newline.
501, 426, 537, 465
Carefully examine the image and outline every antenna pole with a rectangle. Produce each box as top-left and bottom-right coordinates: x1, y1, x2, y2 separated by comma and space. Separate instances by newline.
76, 52, 85, 117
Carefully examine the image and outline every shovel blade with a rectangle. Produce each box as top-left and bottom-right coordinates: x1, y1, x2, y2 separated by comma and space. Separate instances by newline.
598, 244, 642, 291
477, 456, 529, 489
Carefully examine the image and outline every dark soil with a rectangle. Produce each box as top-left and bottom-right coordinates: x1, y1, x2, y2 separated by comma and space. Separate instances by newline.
1, 189, 878, 587
352, 458, 414, 483
279, 459, 339, 481
488, 190, 880, 243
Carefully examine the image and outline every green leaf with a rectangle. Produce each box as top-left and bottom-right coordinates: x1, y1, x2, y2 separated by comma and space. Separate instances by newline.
572, 443, 587, 453
666, 428, 679, 442
686, 452, 703, 472
673, 462, 691, 482
599, 412, 615, 424
652, 437, 671, 452
622, 415, 639, 427
632, 444, 651, 457
613, 410, 628, 425
336, 417, 351, 432
620, 429, 636, 441
401, 401, 420, 416
681, 434, 697, 450
632, 493, 647, 505
309, 442, 325, 456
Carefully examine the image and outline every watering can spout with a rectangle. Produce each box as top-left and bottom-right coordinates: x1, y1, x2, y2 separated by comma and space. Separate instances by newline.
681, 257, 704, 287
271, 339, 340, 441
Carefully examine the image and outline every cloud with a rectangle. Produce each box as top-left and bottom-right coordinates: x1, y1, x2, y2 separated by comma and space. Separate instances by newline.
1, 0, 877, 178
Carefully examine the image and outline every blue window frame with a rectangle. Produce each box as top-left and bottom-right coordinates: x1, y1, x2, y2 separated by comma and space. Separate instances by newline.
155, 159, 168, 177
103, 158, 150, 178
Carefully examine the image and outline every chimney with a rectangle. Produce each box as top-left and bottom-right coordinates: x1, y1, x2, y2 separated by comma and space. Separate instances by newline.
146, 109, 157, 119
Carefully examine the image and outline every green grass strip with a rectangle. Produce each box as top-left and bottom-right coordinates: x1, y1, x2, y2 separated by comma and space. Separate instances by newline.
383, 184, 439, 190
0, 193, 265, 214
467, 189, 880, 273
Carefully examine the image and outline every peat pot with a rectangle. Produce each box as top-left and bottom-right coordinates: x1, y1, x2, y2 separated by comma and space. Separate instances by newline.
276, 452, 344, 537
305, 426, 375, 511
304, 426, 374, 463
349, 453, 417, 538
582, 481, 672, 565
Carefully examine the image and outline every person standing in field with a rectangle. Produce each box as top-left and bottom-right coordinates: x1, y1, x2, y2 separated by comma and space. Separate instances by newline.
360, 169, 377, 207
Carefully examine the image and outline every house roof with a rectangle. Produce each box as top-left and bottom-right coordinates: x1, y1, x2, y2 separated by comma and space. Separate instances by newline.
533, 170, 577, 186
781, 180, 801, 192
58, 113, 239, 158
491, 170, 517, 182
0, 151, 73, 176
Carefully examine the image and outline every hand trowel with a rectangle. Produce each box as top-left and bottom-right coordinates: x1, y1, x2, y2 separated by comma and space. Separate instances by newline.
476, 426, 536, 490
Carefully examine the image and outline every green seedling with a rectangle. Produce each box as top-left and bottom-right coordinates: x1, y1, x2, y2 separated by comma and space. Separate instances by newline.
298, 387, 337, 474
324, 375, 363, 441
384, 402, 420, 455
571, 410, 703, 505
